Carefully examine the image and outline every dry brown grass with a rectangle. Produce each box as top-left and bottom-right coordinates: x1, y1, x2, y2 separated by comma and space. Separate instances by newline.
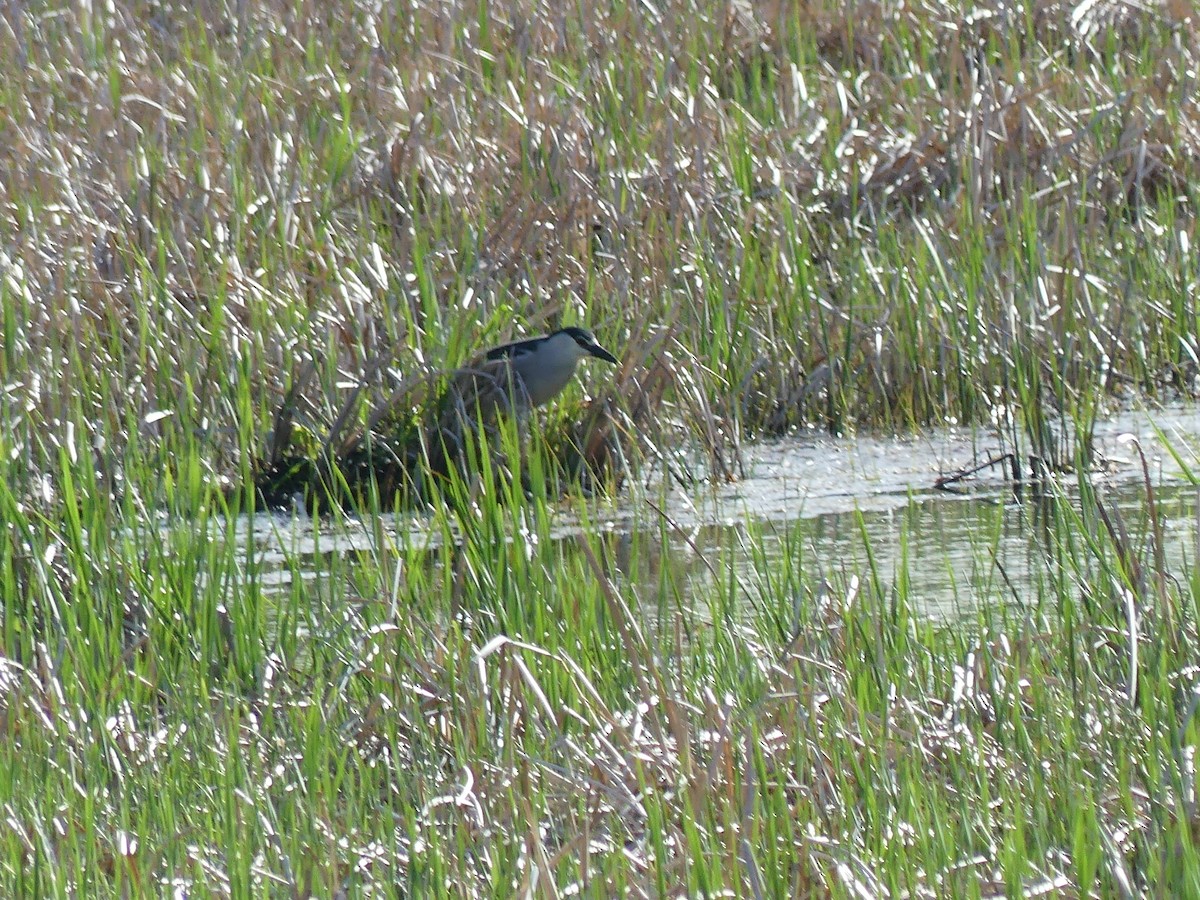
0, 0, 1198, 498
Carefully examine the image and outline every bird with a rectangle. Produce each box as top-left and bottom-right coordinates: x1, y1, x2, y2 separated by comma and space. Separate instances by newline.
424, 326, 619, 476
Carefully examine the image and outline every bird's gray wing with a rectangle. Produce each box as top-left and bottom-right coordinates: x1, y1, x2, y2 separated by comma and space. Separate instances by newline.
423, 356, 532, 468
438, 356, 528, 423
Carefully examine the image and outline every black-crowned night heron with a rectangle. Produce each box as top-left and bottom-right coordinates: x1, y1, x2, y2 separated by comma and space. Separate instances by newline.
426, 326, 618, 474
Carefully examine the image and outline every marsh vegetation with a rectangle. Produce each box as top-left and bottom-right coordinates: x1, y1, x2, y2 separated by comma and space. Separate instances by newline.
3, 0, 1200, 895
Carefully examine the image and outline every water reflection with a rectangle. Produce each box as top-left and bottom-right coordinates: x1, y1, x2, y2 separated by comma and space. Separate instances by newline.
243, 405, 1200, 618
688, 483, 1198, 620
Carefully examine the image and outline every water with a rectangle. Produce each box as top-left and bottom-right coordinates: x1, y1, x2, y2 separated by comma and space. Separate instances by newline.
244, 404, 1200, 616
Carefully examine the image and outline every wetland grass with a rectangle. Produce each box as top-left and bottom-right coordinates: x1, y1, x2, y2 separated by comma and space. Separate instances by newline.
7, 441, 1200, 895
3, 0, 1200, 894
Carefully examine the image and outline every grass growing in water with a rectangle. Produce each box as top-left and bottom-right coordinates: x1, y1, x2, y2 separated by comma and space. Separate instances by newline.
3, 0, 1200, 895
1, 1, 1198, 492
5, 446, 1200, 894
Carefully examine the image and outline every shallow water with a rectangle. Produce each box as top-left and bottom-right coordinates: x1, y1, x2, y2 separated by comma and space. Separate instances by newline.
245, 404, 1200, 616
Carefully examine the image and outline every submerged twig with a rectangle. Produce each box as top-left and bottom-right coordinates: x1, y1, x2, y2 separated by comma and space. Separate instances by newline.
934, 452, 1016, 492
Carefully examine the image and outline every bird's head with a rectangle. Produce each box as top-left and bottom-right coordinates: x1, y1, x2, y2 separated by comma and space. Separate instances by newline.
556, 326, 618, 364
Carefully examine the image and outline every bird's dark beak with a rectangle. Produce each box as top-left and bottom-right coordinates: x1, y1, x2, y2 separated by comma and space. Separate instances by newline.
588, 342, 618, 364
